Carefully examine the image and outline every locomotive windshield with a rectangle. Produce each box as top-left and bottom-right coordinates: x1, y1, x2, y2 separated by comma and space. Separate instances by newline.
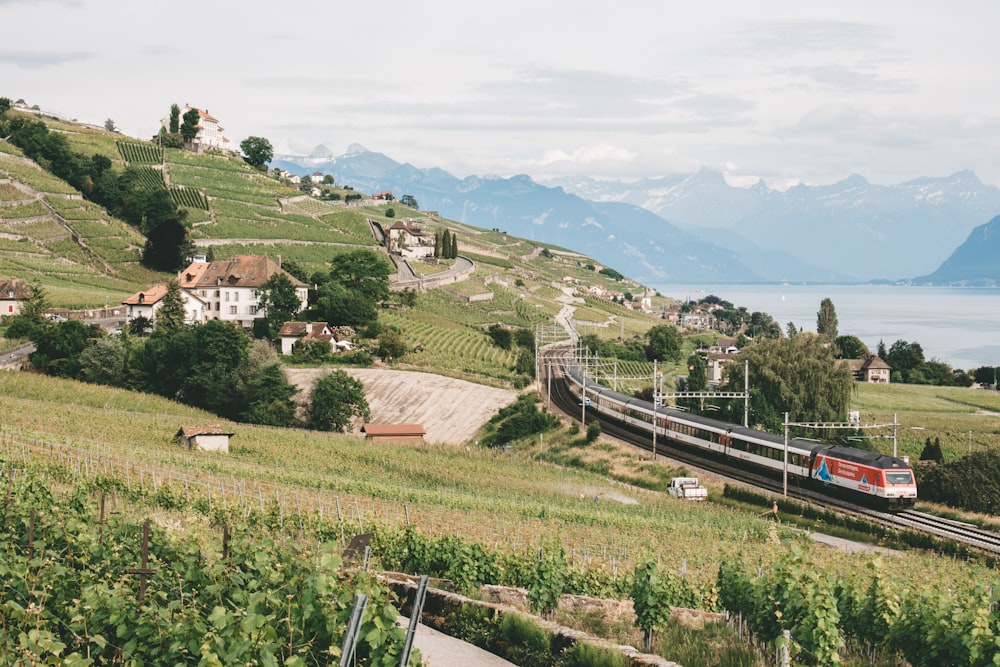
885, 471, 914, 485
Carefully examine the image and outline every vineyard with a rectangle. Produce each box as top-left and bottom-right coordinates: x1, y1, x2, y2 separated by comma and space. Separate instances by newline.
131, 165, 166, 190
116, 139, 163, 165
0, 465, 418, 666
169, 185, 209, 210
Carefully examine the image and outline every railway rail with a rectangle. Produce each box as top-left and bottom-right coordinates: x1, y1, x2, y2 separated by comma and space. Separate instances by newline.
542, 348, 1000, 555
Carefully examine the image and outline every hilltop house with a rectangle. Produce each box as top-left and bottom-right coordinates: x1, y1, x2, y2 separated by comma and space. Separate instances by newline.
160, 105, 233, 152
386, 221, 434, 258
844, 355, 892, 383
278, 321, 332, 355
177, 255, 308, 329
122, 284, 205, 326
0, 277, 33, 316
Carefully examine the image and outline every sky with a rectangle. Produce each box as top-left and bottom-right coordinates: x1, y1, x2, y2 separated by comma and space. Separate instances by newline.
3, 0, 999, 189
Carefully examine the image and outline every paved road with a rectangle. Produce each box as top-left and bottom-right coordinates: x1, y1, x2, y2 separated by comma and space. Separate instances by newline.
400, 617, 516, 667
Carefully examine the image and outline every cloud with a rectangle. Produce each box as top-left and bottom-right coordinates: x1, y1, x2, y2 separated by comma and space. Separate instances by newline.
783, 63, 911, 93
537, 144, 637, 166
0, 49, 95, 68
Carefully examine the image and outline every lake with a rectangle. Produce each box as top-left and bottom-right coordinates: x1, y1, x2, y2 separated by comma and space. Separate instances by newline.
653, 284, 1000, 371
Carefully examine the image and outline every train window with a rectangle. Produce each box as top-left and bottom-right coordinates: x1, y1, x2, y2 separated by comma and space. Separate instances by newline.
885, 471, 913, 485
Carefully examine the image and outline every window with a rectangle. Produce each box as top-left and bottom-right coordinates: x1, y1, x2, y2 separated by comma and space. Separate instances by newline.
234, 292, 239, 302
229, 305, 238, 315
225, 292, 230, 302
885, 471, 913, 485
249, 305, 258, 315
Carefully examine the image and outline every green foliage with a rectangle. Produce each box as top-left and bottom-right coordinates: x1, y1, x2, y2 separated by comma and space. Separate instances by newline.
481, 392, 558, 447
632, 553, 697, 651
526, 543, 567, 616
240, 135, 274, 169
598, 267, 624, 281
721, 334, 853, 431
585, 420, 601, 443
180, 107, 200, 142
256, 272, 302, 340
487, 323, 513, 350
0, 469, 413, 666
377, 326, 406, 361
307, 370, 371, 432
834, 334, 869, 359
917, 449, 1000, 513
644, 324, 682, 363
816, 297, 838, 339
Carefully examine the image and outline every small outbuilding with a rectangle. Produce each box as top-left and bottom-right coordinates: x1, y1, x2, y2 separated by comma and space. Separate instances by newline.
177, 424, 234, 452
361, 423, 426, 445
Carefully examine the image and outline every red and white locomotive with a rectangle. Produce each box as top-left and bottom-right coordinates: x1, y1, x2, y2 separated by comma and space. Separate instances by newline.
562, 363, 917, 511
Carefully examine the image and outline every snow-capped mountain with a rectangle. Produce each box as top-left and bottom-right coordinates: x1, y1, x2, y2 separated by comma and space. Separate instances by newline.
273, 147, 1000, 284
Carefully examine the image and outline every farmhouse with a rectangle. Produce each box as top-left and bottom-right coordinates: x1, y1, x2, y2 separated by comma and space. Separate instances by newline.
0, 277, 32, 316
176, 424, 234, 453
177, 255, 308, 329
843, 355, 892, 384
361, 423, 426, 445
122, 284, 206, 327
278, 321, 335, 355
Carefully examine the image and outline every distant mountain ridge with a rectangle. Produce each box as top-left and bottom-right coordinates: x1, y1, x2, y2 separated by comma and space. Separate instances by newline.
274, 148, 1000, 285
914, 215, 1000, 286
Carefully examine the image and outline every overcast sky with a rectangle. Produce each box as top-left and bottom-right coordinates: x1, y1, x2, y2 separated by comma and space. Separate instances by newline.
3, 0, 998, 189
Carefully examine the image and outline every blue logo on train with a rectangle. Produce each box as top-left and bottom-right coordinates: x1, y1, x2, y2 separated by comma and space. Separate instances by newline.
814, 459, 833, 482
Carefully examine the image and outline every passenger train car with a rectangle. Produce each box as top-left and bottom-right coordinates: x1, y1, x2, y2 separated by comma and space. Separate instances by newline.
563, 362, 917, 511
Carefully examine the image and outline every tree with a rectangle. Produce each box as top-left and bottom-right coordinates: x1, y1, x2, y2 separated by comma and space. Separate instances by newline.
30, 319, 94, 378
127, 315, 152, 337
385, 208, 395, 218
307, 370, 371, 432
376, 327, 406, 361
240, 136, 274, 170
684, 353, 707, 392
884, 339, 925, 383
240, 362, 298, 427
314, 283, 377, 328
256, 272, 302, 339
103, 119, 117, 132
721, 333, 854, 431
327, 249, 393, 303
786, 321, 799, 338
180, 107, 200, 143
644, 324, 683, 363
400, 194, 418, 209
487, 324, 513, 350
78, 336, 129, 387
156, 280, 188, 335
834, 335, 869, 360
817, 298, 838, 339
169, 103, 180, 134
973, 366, 997, 387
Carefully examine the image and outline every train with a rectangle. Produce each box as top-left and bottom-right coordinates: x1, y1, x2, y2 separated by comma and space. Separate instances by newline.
561, 361, 917, 511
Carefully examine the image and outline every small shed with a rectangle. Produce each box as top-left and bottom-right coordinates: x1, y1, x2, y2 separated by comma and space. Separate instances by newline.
177, 424, 234, 452
361, 423, 426, 445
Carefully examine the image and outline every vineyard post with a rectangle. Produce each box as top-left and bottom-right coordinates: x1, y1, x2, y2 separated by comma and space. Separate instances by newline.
28, 507, 35, 560
127, 520, 158, 605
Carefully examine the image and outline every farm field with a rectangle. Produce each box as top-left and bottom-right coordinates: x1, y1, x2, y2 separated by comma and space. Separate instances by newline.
0, 372, 974, 579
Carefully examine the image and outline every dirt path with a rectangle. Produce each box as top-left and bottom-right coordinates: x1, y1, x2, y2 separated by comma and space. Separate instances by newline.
285, 367, 519, 445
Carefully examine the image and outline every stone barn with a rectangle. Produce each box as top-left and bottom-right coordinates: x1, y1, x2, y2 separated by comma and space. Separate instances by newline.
361, 423, 426, 445
177, 424, 234, 452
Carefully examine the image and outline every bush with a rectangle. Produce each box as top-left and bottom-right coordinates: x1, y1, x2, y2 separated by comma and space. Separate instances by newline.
586, 420, 601, 443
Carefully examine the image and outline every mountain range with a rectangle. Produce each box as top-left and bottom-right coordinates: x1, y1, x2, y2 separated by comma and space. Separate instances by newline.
274, 146, 1000, 286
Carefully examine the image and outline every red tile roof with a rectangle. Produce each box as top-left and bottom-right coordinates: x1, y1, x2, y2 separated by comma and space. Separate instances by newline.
361, 424, 426, 437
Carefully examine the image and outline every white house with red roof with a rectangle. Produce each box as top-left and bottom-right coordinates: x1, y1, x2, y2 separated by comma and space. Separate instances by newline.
122, 284, 205, 326
177, 255, 308, 329
0, 277, 33, 317
160, 105, 232, 152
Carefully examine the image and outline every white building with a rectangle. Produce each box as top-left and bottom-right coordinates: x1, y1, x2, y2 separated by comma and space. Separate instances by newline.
122, 284, 205, 326
177, 255, 308, 329
160, 105, 233, 152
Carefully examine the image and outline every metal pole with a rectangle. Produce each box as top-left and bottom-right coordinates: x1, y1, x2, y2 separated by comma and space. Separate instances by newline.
893, 413, 898, 458
783, 412, 789, 498
652, 360, 657, 462
581, 373, 586, 425
744, 360, 749, 428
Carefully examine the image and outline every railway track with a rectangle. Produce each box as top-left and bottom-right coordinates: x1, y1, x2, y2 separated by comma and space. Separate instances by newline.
543, 354, 1000, 555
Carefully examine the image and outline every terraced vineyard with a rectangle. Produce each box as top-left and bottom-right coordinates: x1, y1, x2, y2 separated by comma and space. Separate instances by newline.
169, 185, 209, 209
116, 139, 163, 164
